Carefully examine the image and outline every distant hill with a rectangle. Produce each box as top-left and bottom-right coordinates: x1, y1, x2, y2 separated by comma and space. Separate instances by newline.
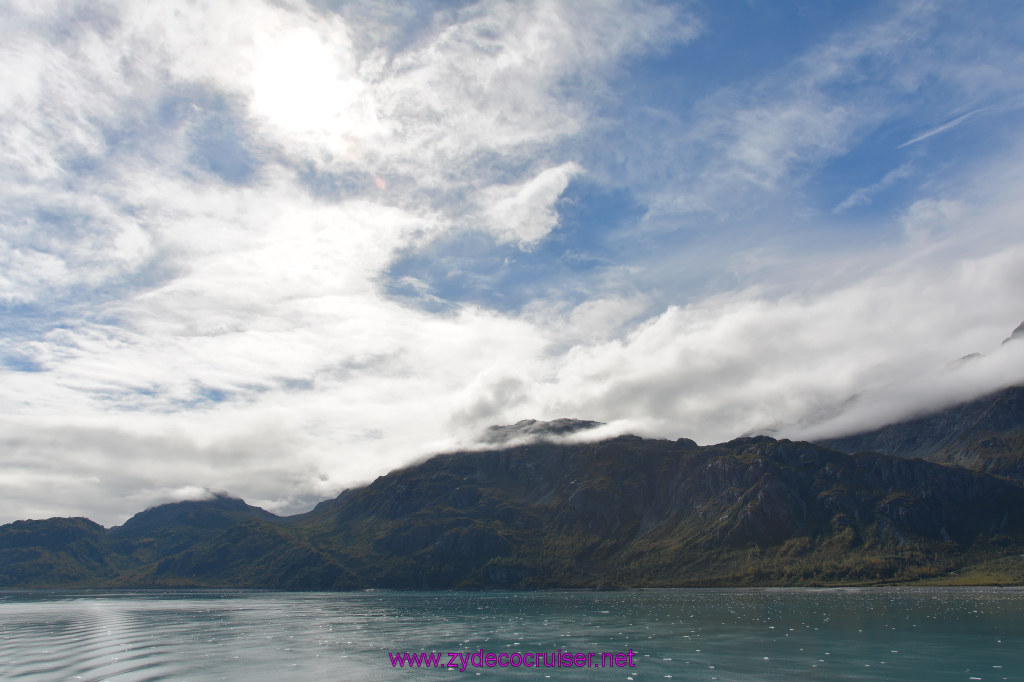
0, 517, 129, 587
109, 493, 281, 564
4, 428, 1024, 589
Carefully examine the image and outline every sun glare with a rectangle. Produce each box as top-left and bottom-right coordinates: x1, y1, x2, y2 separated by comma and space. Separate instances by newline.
249, 28, 363, 138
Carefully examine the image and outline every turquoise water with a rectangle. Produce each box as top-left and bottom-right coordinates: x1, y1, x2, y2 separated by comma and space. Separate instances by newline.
1, 587, 1021, 680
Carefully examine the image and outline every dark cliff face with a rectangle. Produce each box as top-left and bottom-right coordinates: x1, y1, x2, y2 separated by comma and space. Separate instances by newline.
819, 386, 1024, 481
3, 434, 1024, 589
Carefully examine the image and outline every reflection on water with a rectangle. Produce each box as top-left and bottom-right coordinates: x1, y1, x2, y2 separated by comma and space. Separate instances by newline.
0, 587, 1021, 681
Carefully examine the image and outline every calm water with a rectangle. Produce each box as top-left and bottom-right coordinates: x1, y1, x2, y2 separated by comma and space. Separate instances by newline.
1, 587, 1021, 681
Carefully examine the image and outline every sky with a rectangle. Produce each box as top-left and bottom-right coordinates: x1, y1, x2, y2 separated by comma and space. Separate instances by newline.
2, 0, 1024, 525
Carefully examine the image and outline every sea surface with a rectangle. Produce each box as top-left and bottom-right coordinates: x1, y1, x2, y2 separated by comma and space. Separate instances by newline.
0, 587, 1021, 681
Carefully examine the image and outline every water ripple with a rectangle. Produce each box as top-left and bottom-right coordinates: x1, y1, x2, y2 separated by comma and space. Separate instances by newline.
1, 588, 1022, 681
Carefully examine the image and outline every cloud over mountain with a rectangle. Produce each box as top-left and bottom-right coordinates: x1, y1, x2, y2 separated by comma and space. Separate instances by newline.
1, 0, 1023, 525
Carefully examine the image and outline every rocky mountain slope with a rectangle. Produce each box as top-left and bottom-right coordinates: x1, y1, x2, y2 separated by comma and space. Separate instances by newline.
816, 320, 1024, 481
819, 386, 1024, 480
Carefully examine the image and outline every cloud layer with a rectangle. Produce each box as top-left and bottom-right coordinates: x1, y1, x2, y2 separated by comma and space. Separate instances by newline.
2, 0, 1023, 525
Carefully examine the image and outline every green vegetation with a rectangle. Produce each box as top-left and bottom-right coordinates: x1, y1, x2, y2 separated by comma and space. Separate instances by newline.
908, 554, 1024, 586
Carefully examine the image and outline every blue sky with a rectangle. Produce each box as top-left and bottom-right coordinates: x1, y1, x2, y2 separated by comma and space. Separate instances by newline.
2, 0, 1024, 524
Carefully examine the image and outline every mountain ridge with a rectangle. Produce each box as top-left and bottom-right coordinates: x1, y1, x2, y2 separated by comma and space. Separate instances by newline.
6, 317, 1024, 591
3, 420, 1024, 589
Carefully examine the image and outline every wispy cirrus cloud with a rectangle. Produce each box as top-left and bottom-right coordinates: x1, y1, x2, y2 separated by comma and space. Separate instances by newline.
897, 107, 988, 149
833, 162, 914, 213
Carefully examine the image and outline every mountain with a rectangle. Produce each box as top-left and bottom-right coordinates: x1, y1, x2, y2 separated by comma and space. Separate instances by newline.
4, 428, 1024, 589
8, 325, 1023, 589
283, 435, 1024, 588
817, 321, 1024, 481
109, 493, 280, 559
0, 517, 129, 587
818, 386, 1024, 481
481, 417, 604, 444
0, 494, 282, 588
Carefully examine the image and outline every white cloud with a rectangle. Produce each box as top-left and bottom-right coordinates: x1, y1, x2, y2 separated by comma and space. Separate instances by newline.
374, 0, 690, 165
833, 163, 914, 213
631, 2, 1024, 235
502, 247, 1024, 447
480, 162, 581, 246
1, 0, 1023, 527
898, 107, 987, 149
790, 338, 1024, 441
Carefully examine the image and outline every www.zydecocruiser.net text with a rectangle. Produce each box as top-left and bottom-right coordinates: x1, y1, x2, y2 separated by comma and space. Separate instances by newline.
388, 648, 638, 671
